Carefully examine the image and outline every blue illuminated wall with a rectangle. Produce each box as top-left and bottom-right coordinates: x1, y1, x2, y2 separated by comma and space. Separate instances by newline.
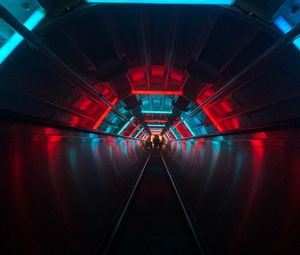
86, 0, 235, 5
0, 3, 44, 64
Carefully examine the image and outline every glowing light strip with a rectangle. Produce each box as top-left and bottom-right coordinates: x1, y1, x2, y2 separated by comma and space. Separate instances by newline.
167, 130, 175, 139
165, 132, 172, 140
170, 128, 179, 139
142, 110, 172, 114
93, 98, 118, 129
134, 127, 144, 138
87, 0, 234, 4
174, 126, 184, 138
129, 123, 141, 137
137, 130, 146, 139
182, 119, 195, 136
203, 108, 223, 132
148, 124, 165, 127
141, 133, 147, 140
145, 119, 167, 123
163, 135, 169, 141
117, 116, 135, 135
131, 90, 183, 95
274, 16, 300, 50
0, 9, 45, 64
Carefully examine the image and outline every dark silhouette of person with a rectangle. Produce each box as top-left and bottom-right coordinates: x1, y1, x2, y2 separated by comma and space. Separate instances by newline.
153, 135, 160, 149
146, 137, 152, 150
159, 137, 166, 150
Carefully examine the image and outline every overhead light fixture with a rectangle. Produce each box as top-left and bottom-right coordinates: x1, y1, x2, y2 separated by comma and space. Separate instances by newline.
0, 9, 45, 64
142, 110, 172, 114
145, 119, 167, 123
131, 90, 183, 95
117, 116, 134, 135
87, 0, 235, 4
274, 16, 300, 50
148, 124, 165, 127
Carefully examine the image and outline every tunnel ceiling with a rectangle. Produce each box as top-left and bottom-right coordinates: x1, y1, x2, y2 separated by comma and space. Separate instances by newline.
1, 1, 300, 139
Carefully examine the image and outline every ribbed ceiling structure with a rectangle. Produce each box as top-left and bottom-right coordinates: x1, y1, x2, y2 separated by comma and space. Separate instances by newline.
1, 1, 300, 140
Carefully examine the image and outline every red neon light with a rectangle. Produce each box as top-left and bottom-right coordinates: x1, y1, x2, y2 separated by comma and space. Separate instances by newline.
170, 70, 183, 82
92, 98, 118, 130
174, 125, 184, 138
167, 130, 175, 140
203, 107, 223, 132
137, 130, 146, 139
129, 124, 141, 137
179, 122, 192, 137
219, 100, 232, 113
131, 90, 183, 95
145, 119, 168, 123
152, 66, 164, 77
131, 71, 144, 81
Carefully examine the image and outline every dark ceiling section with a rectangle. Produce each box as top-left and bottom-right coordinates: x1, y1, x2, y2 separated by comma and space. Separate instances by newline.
1, 3, 300, 137
0, 42, 97, 127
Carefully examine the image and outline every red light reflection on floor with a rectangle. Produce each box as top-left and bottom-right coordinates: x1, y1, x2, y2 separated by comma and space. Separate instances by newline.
231, 138, 265, 253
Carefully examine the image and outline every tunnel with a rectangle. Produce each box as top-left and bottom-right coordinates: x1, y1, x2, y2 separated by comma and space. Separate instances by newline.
0, 0, 300, 254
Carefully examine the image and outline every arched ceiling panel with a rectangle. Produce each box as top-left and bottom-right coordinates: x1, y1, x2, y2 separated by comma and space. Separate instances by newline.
1, 2, 300, 138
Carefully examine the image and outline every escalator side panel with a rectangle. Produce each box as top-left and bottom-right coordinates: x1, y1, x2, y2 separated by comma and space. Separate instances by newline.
0, 122, 149, 254
163, 130, 300, 255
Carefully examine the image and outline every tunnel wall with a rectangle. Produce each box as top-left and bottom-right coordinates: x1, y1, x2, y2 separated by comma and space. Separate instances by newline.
0, 121, 148, 254
164, 130, 300, 255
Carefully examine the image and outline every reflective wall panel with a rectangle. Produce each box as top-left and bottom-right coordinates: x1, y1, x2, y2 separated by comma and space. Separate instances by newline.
164, 130, 300, 255
0, 122, 149, 254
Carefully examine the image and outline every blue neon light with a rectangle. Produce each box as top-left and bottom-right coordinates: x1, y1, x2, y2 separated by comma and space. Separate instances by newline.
150, 129, 163, 132
134, 127, 144, 138
118, 116, 134, 135
274, 16, 300, 50
274, 16, 292, 33
87, 0, 235, 5
142, 110, 172, 114
0, 9, 45, 64
182, 119, 195, 136
148, 124, 166, 127
170, 128, 179, 139
165, 132, 172, 140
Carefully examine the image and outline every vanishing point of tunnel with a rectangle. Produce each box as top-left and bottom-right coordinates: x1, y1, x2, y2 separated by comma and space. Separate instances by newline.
0, 0, 300, 254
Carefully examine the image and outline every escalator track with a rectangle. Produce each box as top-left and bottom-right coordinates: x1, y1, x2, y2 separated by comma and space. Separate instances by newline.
103, 150, 204, 255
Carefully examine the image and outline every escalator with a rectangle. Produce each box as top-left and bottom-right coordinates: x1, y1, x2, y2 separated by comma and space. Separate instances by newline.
105, 151, 202, 255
